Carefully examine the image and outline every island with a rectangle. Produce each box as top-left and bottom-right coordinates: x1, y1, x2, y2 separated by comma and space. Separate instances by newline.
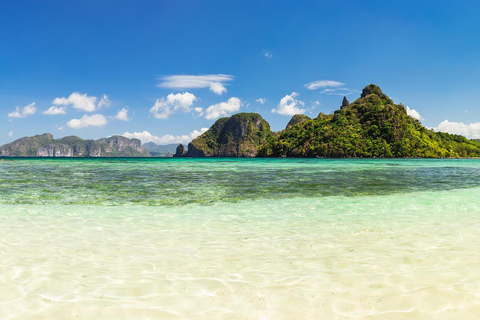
0, 133, 151, 157
176, 85, 480, 158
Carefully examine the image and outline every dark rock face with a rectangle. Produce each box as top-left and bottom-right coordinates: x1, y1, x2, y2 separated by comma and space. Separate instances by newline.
187, 113, 272, 157
341, 96, 350, 110
286, 114, 311, 129
0, 134, 151, 157
174, 144, 187, 157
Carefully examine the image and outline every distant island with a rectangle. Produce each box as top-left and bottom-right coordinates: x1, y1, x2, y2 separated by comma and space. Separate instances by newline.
0, 134, 151, 157
3, 84, 480, 158
141, 142, 179, 157
175, 84, 480, 158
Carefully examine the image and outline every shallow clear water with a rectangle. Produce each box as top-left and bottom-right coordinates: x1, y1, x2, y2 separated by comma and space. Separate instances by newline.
1, 158, 480, 319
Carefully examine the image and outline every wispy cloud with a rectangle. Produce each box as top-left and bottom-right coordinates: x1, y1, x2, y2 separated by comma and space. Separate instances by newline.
305, 80, 359, 96
305, 80, 345, 90
8, 131, 13, 137
433, 120, 480, 139
263, 50, 272, 59
8, 102, 37, 118
66, 114, 108, 129
271, 92, 306, 116
205, 97, 242, 120
122, 128, 208, 145
320, 88, 361, 96
150, 92, 199, 120
158, 74, 234, 95
256, 98, 267, 104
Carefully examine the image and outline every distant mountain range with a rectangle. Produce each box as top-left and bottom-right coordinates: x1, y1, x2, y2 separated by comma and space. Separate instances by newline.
141, 142, 181, 157
0, 133, 151, 157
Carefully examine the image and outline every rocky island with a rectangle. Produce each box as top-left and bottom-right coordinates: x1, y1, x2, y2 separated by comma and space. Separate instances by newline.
182, 113, 272, 157
0, 133, 151, 157
177, 85, 480, 158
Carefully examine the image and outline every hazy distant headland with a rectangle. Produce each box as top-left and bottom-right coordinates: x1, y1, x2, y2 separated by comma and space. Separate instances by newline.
0, 134, 151, 157
3, 84, 480, 158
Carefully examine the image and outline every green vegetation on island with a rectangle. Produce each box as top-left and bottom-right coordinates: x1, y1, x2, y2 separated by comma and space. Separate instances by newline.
259, 85, 480, 158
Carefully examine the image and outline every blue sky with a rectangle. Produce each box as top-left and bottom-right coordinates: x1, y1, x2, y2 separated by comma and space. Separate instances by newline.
2, 0, 480, 145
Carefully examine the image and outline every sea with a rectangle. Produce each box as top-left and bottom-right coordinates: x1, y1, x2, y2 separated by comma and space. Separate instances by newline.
1, 158, 480, 319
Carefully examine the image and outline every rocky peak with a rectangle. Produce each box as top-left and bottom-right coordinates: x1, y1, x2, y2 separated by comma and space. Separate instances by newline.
361, 84, 383, 98
286, 114, 311, 129
341, 96, 350, 110
174, 144, 187, 157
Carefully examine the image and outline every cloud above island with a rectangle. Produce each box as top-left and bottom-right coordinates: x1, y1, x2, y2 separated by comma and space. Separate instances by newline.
406, 106, 423, 120
271, 92, 306, 115
8, 102, 37, 118
52, 92, 110, 112
150, 92, 199, 119
305, 80, 345, 90
158, 74, 234, 95
66, 114, 108, 129
433, 120, 480, 139
305, 80, 360, 96
204, 97, 242, 120
122, 128, 208, 145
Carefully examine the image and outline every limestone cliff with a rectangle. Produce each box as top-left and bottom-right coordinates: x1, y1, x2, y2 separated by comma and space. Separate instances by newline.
0, 133, 151, 157
186, 113, 272, 157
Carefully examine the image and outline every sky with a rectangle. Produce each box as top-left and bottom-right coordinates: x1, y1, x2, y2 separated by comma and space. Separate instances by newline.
2, 0, 480, 145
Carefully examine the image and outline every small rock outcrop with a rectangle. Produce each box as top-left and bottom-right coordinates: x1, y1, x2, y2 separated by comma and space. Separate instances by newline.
340, 96, 350, 110
0, 134, 151, 157
286, 114, 311, 129
174, 144, 187, 157
187, 113, 272, 157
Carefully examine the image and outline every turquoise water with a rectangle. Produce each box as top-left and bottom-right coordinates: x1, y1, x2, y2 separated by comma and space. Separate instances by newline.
2, 158, 480, 205
1, 158, 480, 319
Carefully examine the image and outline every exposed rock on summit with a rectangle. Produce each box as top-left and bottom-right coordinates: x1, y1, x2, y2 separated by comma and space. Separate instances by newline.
286, 114, 311, 129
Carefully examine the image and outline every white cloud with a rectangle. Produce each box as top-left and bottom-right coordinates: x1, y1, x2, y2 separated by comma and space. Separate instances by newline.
8, 102, 37, 118
256, 98, 267, 104
204, 97, 242, 120
150, 92, 198, 119
43, 106, 66, 115
433, 120, 480, 139
114, 107, 130, 121
8, 131, 13, 137
122, 128, 208, 145
53, 92, 107, 112
263, 50, 272, 59
97, 94, 111, 108
271, 92, 306, 116
406, 106, 423, 120
158, 74, 234, 95
66, 114, 108, 129
305, 80, 345, 90
314, 100, 321, 105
